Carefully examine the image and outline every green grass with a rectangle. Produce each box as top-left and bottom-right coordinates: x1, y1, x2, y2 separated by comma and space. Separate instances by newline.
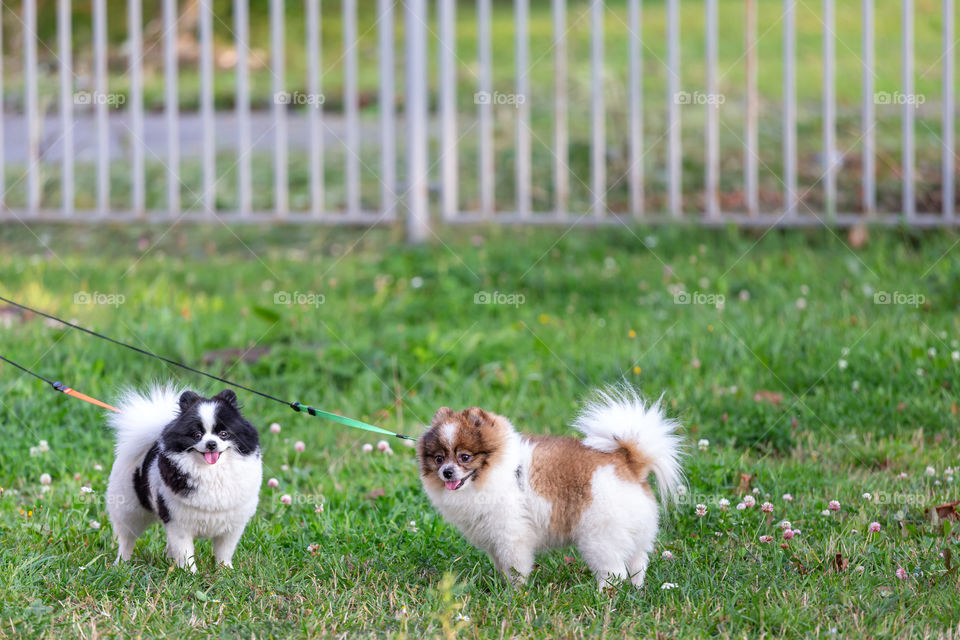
1, 224, 959, 637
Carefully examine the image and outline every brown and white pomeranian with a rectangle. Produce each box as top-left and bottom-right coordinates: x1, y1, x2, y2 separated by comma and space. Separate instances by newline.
417, 385, 684, 589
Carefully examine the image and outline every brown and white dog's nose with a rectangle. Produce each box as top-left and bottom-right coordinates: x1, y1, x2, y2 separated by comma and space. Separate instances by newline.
441, 466, 455, 480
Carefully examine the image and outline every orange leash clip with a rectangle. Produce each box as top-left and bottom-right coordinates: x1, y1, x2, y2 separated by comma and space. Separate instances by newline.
52, 382, 119, 412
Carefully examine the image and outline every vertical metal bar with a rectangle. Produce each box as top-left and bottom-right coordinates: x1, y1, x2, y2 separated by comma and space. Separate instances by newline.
163, 0, 180, 214
271, 0, 287, 217
60, 0, 75, 216
943, 0, 954, 220
666, 0, 681, 216
307, 0, 324, 216
379, 0, 396, 219
24, 0, 40, 214
590, 0, 605, 217
745, 0, 758, 216
553, 0, 568, 216
438, 0, 456, 220
822, 0, 836, 219
705, 0, 719, 219
344, 0, 359, 216
478, 0, 494, 217
405, 0, 429, 241
783, 0, 797, 218
902, 0, 914, 220
862, 0, 875, 216
200, 0, 215, 215
627, 0, 643, 218
516, 0, 531, 217
235, 0, 252, 216
128, 0, 144, 218
94, 0, 109, 215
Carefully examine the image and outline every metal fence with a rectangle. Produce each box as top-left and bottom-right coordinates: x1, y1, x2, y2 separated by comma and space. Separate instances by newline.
1, 0, 958, 241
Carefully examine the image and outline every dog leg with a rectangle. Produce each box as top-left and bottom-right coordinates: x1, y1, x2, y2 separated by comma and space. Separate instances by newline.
627, 548, 651, 588
111, 511, 152, 564
490, 544, 534, 586
165, 528, 197, 573
579, 541, 629, 590
212, 527, 245, 568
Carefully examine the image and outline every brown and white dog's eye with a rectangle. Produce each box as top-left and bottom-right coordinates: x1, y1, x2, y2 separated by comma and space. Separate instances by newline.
434, 454, 444, 465
458, 453, 472, 463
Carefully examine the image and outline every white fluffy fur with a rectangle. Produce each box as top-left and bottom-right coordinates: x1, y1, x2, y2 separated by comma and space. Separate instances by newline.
106, 384, 262, 572
572, 384, 686, 502
107, 383, 184, 462
422, 387, 685, 589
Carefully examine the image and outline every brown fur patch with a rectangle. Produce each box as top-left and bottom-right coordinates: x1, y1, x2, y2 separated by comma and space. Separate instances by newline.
528, 435, 652, 537
416, 407, 509, 491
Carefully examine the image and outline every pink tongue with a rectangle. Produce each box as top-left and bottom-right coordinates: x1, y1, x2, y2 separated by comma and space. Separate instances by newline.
444, 480, 459, 491
204, 451, 220, 465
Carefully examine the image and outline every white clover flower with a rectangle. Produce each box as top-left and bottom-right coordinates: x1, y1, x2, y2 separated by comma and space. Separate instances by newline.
697, 439, 709, 451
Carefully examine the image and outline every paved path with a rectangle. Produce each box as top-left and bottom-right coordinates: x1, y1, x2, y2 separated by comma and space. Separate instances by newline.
2, 110, 385, 163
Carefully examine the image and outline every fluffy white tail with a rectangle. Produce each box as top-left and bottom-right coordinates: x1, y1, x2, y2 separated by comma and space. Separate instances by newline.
572, 384, 686, 503
108, 383, 183, 461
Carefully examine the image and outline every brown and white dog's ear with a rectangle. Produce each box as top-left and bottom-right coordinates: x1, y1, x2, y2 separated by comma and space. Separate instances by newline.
431, 406, 455, 426
463, 407, 492, 428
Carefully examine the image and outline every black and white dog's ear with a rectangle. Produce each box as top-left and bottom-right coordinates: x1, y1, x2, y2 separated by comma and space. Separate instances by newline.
178, 390, 201, 412
214, 388, 240, 408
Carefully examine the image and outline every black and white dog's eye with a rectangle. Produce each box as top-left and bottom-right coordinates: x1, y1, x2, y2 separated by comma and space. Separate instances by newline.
459, 453, 471, 463
217, 430, 228, 438
193, 431, 203, 440
434, 455, 443, 465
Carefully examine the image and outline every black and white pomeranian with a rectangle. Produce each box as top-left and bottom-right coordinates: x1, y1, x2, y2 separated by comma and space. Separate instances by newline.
105, 384, 262, 571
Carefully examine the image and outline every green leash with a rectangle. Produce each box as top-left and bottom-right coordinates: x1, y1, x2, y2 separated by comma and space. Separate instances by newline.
291, 402, 414, 440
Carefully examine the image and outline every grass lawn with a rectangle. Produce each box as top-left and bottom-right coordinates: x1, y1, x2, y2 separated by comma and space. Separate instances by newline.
0, 224, 959, 637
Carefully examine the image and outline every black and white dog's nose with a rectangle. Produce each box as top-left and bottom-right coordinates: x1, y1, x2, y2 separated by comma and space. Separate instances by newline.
442, 466, 454, 479
205, 440, 218, 451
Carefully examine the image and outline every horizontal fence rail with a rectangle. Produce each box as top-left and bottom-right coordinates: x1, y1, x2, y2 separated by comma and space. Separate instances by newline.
0, 0, 958, 238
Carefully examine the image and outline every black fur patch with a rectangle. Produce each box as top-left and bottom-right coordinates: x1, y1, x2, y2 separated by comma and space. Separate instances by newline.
156, 494, 171, 523
158, 454, 193, 495
132, 443, 160, 512
514, 464, 523, 488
